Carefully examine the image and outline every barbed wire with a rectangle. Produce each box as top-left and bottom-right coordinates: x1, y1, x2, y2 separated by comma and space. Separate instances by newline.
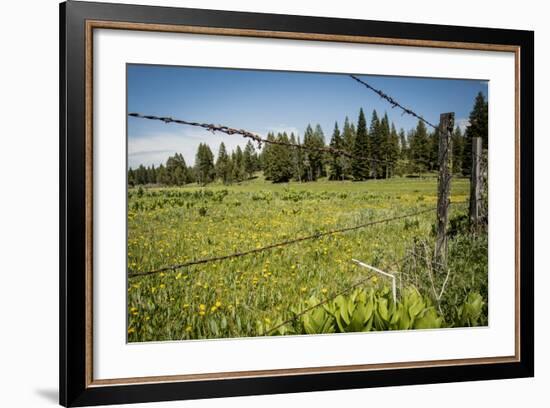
129, 112, 356, 156
127, 206, 436, 279
128, 113, 397, 167
349, 75, 439, 130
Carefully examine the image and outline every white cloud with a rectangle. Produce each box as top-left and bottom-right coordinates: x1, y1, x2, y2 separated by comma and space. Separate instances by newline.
128, 127, 251, 168
128, 122, 308, 168
455, 118, 470, 132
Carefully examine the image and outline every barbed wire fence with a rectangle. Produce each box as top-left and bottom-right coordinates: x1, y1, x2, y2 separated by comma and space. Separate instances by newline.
127, 74, 467, 333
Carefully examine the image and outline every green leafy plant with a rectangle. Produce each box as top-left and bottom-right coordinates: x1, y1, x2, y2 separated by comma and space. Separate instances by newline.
456, 292, 485, 327
291, 286, 444, 335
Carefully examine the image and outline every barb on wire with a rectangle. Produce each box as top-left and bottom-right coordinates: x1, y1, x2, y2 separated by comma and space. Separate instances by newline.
128, 207, 435, 279
349, 75, 439, 130
128, 113, 394, 167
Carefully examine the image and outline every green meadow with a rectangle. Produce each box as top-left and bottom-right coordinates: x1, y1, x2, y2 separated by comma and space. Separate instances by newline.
127, 175, 487, 342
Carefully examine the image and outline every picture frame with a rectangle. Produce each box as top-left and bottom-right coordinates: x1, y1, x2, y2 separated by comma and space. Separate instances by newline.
60, 0, 534, 406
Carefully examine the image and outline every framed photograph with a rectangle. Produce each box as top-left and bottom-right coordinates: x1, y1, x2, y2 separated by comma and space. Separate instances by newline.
60, 1, 534, 406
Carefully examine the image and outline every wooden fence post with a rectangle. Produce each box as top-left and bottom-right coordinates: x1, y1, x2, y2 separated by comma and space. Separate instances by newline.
469, 137, 483, 227
434, 112, 454, 272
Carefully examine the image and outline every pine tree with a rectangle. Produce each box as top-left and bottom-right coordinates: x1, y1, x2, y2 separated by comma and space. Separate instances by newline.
387, 122, 400, 178
301, 124, 326, 180
215, 142, 232, 184
409, 120, 430, 173
462, 92, 488, 175
269, 133, 294, 183
329, 122, 344, 180
368, 110, 381, 178
377, 113, 391, 178
452, 126, 464, 174
186, 165, 196, 184
289, 133, 304, 182
261, 133, 276, 180
399, 129, 408, 159
352, 108, 370, 180
314, 125, 328, 178
127, 168, 136, 186
429, 129, 440, 171
243, 141, 256, 179
136, 164, 147, 185
147, 164, 157, 184
173, 166, 184, 185
195, 143, 215, 185
341, 116, 355, 179
231, 146, 245, 182
166, 153, 188, 185
302, 125, 319, 181
156, 164, 168, 185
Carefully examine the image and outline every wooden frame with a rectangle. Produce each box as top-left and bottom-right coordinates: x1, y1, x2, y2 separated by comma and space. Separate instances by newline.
60, 1, 534, 406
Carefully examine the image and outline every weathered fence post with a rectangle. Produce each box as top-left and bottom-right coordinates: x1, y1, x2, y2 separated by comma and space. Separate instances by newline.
469, 137, 483, 227
434, 112, 454, 272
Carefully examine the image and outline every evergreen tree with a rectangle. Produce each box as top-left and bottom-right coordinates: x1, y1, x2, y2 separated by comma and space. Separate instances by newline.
377, 113, 391, 178
314, 125, 327, 178
289, 133, 305, 182
269, 133, 294, 182
186, 165, 196, 184
195, 143, 215, 185
231, 145, 245, 182
399, 128, 408, 159
452, 126, 464, 174
429, 129, 440, 171
341, 116, 355, 179
243, 141, 256, 179
409, 120, 431, 173
462, 92, 488, 175
352, 108, 370, 180
173, 166, 185, 185
368, 110, 381, 178
166, 153, 188, 185
329, 122, 345, 180
147, 165, 156, 184
261, 133, 276, 180
215, 142, 232, 184
303, 124, 323, 181
136, 164, 147, 185
128, 168, 136, 186
387, 122, 400, 178
156, 164, 168, 185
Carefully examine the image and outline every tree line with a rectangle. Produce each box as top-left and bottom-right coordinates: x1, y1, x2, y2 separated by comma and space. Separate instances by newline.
128, 92, 487, 186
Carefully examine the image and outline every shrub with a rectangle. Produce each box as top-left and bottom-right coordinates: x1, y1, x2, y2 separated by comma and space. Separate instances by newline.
285, 286, 444, 335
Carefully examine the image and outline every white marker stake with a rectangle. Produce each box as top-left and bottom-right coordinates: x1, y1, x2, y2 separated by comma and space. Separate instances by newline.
351, 259, 396, 305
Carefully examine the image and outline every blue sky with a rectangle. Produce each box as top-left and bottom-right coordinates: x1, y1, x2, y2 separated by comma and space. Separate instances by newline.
127, 64, 488, 168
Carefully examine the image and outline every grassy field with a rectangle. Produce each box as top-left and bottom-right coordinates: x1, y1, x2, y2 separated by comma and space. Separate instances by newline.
127, 175, 487, 342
